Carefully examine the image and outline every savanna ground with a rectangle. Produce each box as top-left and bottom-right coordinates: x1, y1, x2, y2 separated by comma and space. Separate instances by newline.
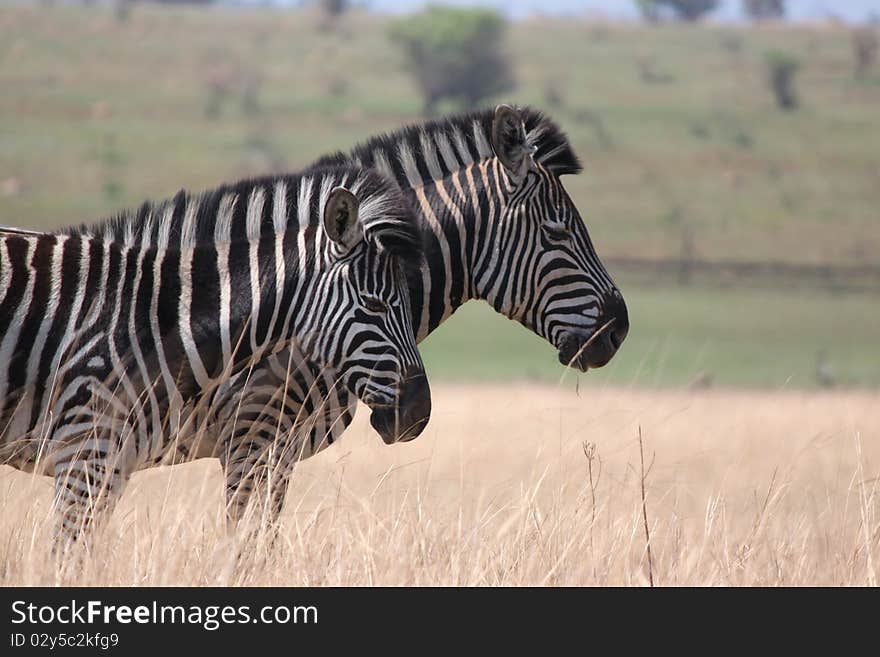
0, 6, 878, 585
2, 384, 878, 585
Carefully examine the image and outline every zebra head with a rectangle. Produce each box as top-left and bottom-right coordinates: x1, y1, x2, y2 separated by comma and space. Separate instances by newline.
479, 105, 629, 372
304, 170, 431, 444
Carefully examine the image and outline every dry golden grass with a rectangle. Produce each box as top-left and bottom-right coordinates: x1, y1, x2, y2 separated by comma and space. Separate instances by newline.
1, 383, 878, 586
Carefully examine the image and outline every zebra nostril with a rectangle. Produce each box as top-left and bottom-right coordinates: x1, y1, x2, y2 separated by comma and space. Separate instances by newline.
601, 291, 629, 352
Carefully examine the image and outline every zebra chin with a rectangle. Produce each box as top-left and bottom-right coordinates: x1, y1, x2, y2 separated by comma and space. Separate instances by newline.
557, 290, 630, 372
557, 332, 615, 372
365, 370, 432, 445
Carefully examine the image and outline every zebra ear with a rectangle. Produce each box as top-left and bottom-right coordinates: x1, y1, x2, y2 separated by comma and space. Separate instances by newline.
492, 104, 534, 180
323, 186, 362, 251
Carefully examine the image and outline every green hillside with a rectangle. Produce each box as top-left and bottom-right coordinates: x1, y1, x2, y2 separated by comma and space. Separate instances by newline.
1, 6, 878, 387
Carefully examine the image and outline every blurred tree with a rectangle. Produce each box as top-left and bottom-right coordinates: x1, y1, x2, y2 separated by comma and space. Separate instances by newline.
321, 0, 348, 19
325, 0, 347, 14
114, 0, 133, 23
633, 0, 719, 22
389, 6, 514, 115
635, 0, 661, 23
852, 27, 878, 79
764, 50, 800, 110
742, 0, 785, 20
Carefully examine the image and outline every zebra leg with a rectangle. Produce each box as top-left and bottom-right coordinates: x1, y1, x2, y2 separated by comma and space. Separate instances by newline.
213, 363, 297, 534
51, 442, 131, 554
222, 435, 294, 534
218, 353, 357, 536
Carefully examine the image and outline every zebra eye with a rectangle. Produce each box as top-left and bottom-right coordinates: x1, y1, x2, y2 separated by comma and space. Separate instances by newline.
542, 222, 568, 242
362, 295, 388, 314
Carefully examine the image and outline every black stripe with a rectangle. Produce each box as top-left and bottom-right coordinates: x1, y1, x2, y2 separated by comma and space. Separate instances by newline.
190, 244, 222, 377
8, 235, 56, 395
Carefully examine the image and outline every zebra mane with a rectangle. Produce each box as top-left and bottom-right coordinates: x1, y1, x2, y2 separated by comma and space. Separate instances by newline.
60, 166, 422, 267
311, 106, 582, 188
342, 167, 423, 268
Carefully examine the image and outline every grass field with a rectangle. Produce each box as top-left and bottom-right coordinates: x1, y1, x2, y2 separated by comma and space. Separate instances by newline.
1, 6, 878, 387
1, 383, 877, 586
421, 284, 880, 388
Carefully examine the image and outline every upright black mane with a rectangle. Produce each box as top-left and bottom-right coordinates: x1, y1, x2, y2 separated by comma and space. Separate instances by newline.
58, 166, 422, 270
311, 106, 582, 187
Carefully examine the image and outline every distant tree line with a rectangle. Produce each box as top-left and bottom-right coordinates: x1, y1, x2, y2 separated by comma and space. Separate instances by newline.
389, 6, 514, 115
634, 0, 786, 22
635, 0, 719, 22
142, 0, 215, 4
742, 0, 785, 20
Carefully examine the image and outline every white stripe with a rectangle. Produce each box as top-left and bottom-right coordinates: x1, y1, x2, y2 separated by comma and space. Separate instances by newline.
420, 130, 443, 181
0, 240, 11, 305
247, 187, 266, 352
266, 182, 288, 343
297, 176, 313, 233
214, 192, 236, 369
180, 196, 199, 249
123, 217, 135, 246
215, 193, 236, 243
178, 246, 212, 388
268, 233, 285, 339
473, 120, 493, 159
273, 181, 288, 234
434, 131, 460, 172
216, 241, 232, 368
397, 140, 423, 188
140, 209, 155, 250
451, 126, 473, 165
246, 186, 265, 241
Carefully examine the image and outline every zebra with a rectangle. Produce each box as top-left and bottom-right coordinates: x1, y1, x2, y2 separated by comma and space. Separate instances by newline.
0, 164, 431, 547
74, 104, 630, 530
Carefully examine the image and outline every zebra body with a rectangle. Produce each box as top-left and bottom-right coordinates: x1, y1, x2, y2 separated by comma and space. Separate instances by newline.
0, 165, 430, 545
74, 105, 630, 528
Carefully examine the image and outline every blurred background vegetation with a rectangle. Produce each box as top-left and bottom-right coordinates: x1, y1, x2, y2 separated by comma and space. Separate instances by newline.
0, 1, 878, 389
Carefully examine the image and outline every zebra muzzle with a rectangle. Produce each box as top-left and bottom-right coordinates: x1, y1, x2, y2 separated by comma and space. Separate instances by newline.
559, 292, 629, 371
369, 369, 431, 444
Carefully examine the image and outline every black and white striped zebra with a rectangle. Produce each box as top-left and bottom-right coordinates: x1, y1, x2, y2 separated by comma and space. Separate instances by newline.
75, 105, 629, 529
0, 164, 431, 547
316, 105, 629, 369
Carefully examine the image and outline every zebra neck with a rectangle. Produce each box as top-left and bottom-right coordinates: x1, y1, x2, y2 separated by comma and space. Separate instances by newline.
409, 158, 514, 342
191, 233, 305, 385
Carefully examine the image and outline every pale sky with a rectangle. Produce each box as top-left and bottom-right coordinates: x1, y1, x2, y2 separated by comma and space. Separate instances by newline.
355, 0, 880, 22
